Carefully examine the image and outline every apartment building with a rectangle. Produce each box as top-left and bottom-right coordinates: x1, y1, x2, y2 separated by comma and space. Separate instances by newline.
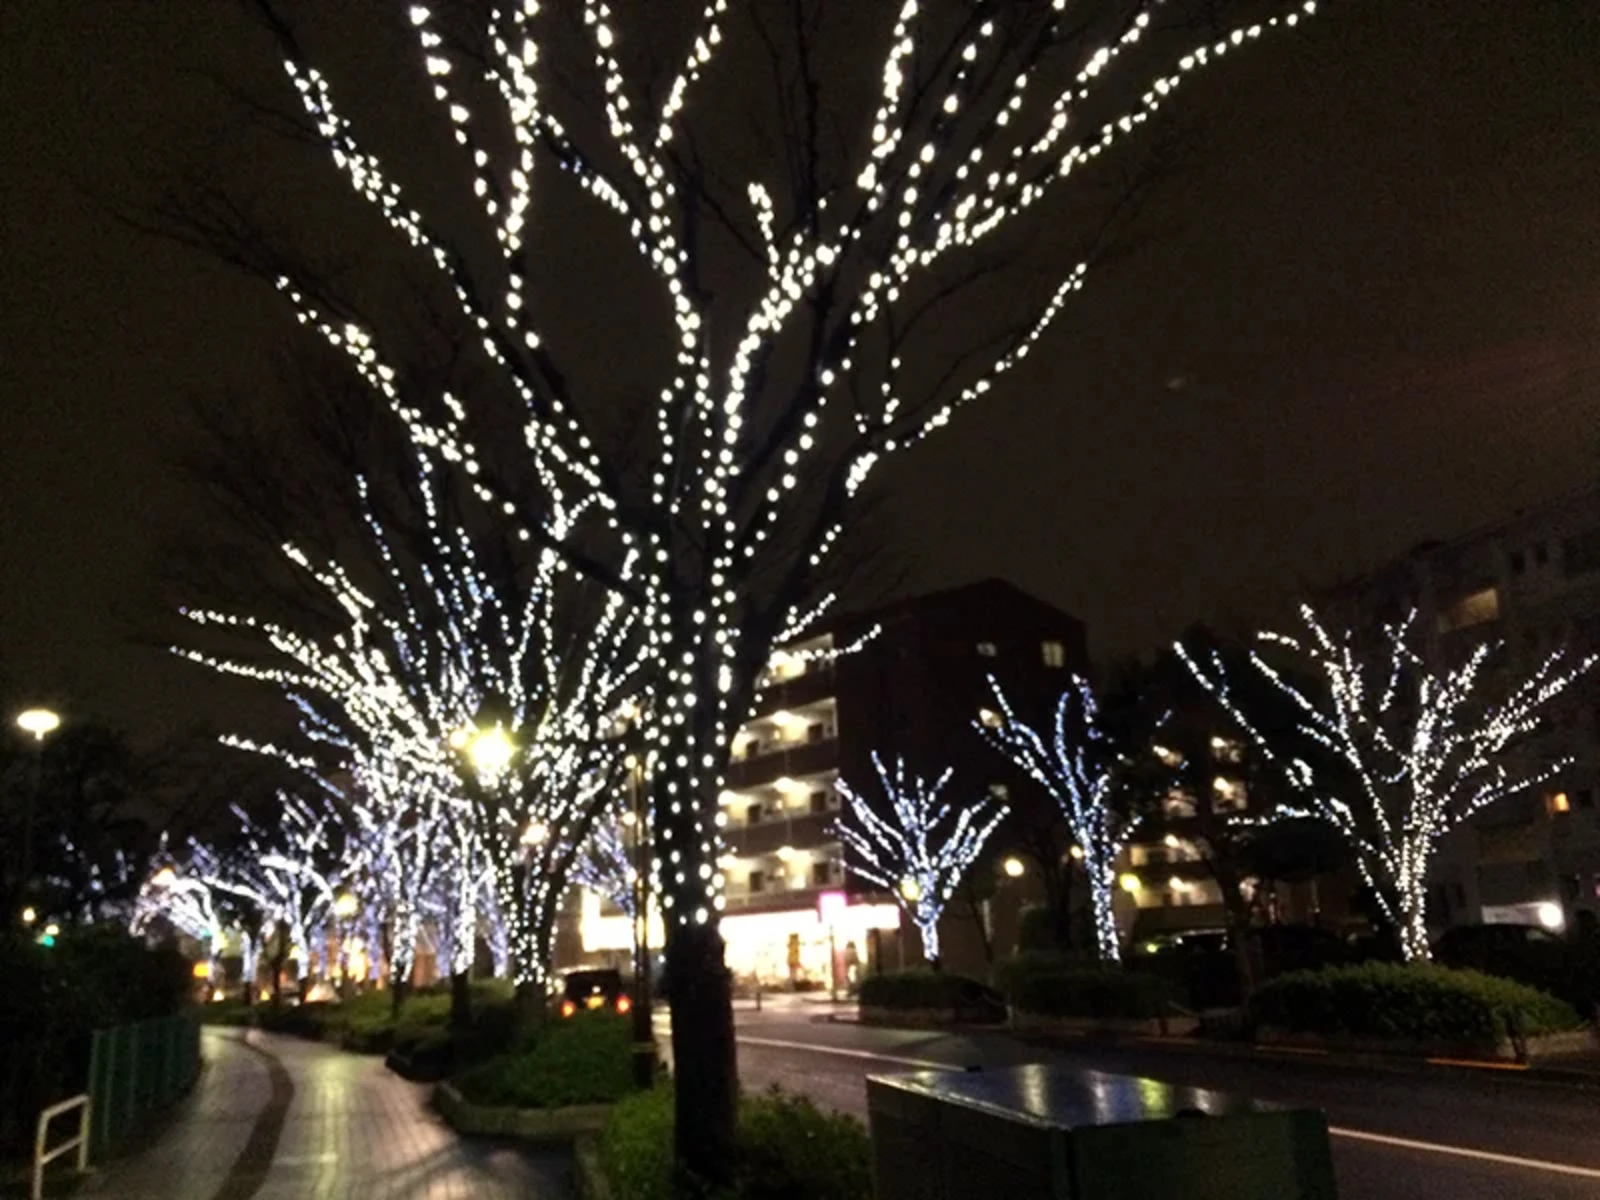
1327, 486, 1600, 935
565, 578, 1090, 984
717, 578, 1091, 986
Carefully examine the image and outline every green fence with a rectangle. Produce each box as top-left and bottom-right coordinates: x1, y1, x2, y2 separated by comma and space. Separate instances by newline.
86, 1011, 201, 1156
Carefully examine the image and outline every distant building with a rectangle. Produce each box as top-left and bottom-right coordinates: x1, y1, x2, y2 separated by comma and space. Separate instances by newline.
1325, 486, 1600, 935
567, 578, 1090, 984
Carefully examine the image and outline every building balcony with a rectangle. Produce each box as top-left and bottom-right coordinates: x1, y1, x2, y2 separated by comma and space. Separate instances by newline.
725, 812, 837, 858
722, 878, 846, 914
751, 660, 837, 716
727, 737, 840, 789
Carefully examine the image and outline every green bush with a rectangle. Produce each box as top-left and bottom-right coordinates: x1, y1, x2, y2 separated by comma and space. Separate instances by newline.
0, 927, 191, 1155
453, 1013, 633, 1109
599, 1085, 872, 1200
1248, 962, 1583, 1049
998, 954, 1179, 1019
857, 970, 985, 1010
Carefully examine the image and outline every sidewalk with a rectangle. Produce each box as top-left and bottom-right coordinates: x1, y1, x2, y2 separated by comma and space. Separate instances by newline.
77, 1028, 570, 1200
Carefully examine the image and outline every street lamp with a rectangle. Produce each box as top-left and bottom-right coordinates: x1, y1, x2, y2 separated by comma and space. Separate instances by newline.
461, 724, 516, 779
15, 709, 60, 741
152, 866, 178, 890
1002, 857, 1025, 879
13, 707, 60, 925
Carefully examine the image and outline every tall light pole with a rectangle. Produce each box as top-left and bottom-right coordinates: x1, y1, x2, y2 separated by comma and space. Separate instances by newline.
625, 751, 655, 1088
13, 708, 60, 924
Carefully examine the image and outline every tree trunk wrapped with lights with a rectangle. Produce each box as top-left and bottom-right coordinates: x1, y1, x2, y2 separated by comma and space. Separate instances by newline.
837, 753, 1005, 968
1181, 606, 1595, 962
978, 676, 1138, 964
150, 0, 1328, 1179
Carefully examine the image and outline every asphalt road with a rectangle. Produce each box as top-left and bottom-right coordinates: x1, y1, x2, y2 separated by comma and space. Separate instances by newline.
713, 1007, 1600, 1200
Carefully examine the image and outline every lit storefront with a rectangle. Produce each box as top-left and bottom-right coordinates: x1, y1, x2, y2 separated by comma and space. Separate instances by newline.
576, 888, 900, 989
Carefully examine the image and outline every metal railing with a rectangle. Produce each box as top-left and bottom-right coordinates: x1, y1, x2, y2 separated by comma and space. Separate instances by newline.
32, 1094, 90, 1200
86, 1012, 201, 1156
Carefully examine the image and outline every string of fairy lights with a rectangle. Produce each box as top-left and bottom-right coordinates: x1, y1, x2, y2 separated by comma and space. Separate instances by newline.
189, 0, 1325, 958
1180, 605, 1596, 962
977, 675, 1137, 965
835, 752, 1005, 965
170, 435, 645, 990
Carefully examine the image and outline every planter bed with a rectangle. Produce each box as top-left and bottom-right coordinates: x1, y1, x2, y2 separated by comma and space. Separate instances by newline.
1009, 1009, 1200, 1037
859, 1005, 963, 1028
434, 1082, 613, 1143
1255, 1024, 1597, 1064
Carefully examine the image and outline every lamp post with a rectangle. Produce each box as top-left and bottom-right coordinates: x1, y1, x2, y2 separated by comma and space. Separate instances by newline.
13, 708, 60, 924
625, 752, 655, 1088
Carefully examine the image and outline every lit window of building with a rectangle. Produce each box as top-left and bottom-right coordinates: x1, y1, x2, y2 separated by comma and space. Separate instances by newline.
976, 641, 998, 658
1548, 791, 1571, 815
1041, 641, 1066, 668
1437, 586, 1500, 633
1212, 776, 1247, 811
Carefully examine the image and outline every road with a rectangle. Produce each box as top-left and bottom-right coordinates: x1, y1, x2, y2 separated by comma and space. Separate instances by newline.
712, 1005, 1600, 1200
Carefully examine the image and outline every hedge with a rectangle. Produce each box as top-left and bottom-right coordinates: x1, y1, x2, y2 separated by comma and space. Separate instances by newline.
998, 954, 1179, 1019
599, 1085, 871, 1200
857, 970, 986, 1010
0, 927, 191, 1156
251, 978, 516, 1054
1248, 962, 1583, 1049
452, 1012, 633, 1109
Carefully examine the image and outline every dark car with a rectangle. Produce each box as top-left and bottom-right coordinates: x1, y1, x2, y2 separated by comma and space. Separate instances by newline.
1132, 924, 1351, 1008
1433, 923, 1598, 1011
559, 967, 631, 1018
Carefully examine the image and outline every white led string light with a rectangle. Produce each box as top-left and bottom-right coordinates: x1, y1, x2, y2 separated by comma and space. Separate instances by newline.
1180, 606, 1596, 962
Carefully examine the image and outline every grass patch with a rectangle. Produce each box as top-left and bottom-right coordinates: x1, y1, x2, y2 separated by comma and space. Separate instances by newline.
599, 1085, 872, 1200
1248, 962, 1583, 1049
453, 1013, 633, 1109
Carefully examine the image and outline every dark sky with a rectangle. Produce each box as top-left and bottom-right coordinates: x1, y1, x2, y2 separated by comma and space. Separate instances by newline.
2, 0, 1598, 740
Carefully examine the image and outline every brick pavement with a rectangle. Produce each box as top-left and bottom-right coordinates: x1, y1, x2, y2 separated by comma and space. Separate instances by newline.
78, 1028, 571, 1200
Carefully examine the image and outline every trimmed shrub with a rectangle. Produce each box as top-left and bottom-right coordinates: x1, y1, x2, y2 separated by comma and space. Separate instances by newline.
998, 954, 1179, 1019
452, 1013, 632, 1109
858, 970, 986, 1011
1248, 962, 1583, 1049
599, 1085, 872, 1200
0, 927, 191, 1155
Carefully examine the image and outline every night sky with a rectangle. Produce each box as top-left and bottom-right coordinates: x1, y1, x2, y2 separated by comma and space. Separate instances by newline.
2, 0, 1598, 742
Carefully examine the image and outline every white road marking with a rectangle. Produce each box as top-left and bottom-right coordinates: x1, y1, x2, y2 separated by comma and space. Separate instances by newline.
737, 1034, 953, 1071
1328, 1128, 1600, 1180
738, 1033, 1600, 1181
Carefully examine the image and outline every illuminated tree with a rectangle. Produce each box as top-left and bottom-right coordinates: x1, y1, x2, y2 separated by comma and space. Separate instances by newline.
837, 753, 1005, 968
1180, 606, 1595, 962
209, 797, 345, 996
148, 0, 1326, 1173
978, 676, 1139, 964
571, 803, 640, 922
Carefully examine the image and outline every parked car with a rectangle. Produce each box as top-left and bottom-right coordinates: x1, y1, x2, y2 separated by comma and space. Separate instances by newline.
1131, 924, 1351, 1008
1432, 923, 1599, 1011
558, 967, 631, 1018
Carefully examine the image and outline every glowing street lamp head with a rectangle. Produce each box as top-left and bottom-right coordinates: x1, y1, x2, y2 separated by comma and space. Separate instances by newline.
520, 821, 550, 847
334, 892, 359, 918
151, 866, 178, 890
465, 725, 516, 777
15, 708, 60, 742
20, 906, 37, 926
1002, 856, 1025, 878
1119, 872, 1143, 895
898, 877, 922, 903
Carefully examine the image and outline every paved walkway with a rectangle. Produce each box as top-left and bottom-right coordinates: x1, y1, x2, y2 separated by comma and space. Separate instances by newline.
78, 1029, 570, 1200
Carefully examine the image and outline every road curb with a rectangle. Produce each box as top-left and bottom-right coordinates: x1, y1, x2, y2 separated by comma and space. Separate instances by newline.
1011, 1028, 1600, 1090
